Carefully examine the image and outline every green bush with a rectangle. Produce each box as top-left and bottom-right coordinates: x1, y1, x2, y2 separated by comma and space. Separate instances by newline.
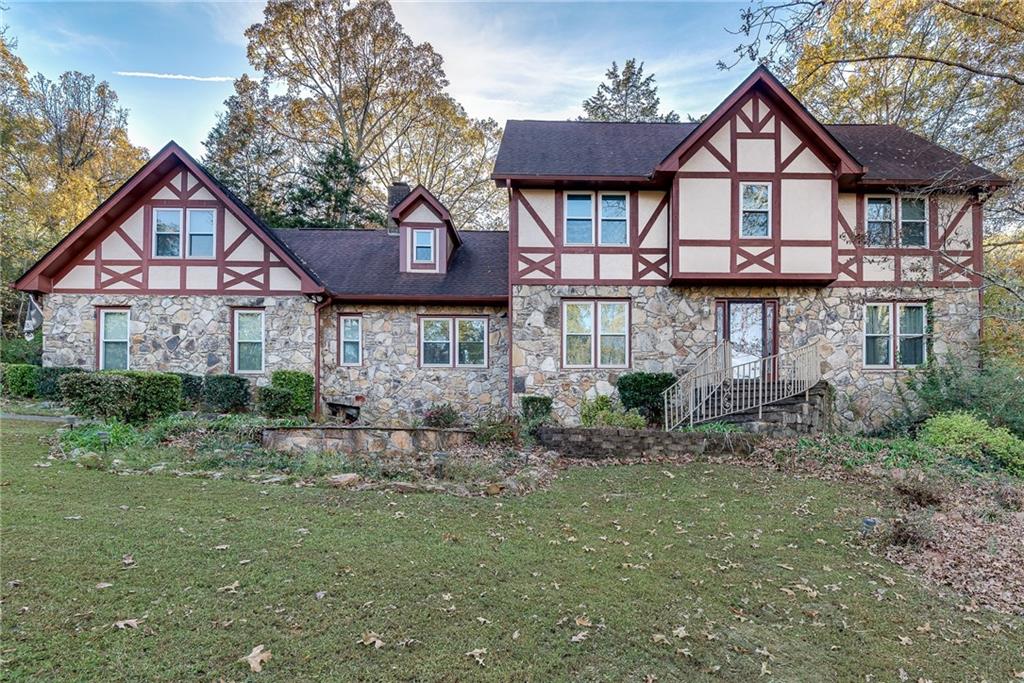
580, 394, 647, 430
919, 411, 1024, 476
423, 403, 460, 428
907, 357, 1024, 437
616, 372, 676, 427
3, 363, 40, 398
0, 335, 41, 365
257, 385, 295, 418
108, 371, 182, 422
174, 373, 205, 408
36, 366, 86, 400
58, 371, 181, 423
203, 374, 251, 413
270, 369, 314, 416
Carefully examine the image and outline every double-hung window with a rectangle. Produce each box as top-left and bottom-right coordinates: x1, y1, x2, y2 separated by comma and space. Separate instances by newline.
234, 310, 264, 373
413, 229, 434, 263
562, 300, 629, 368
187, 208, 216, 258
420, 317, 487, 367
740, 183, 770, 237
864, 302, 927, 368
900, 197, 927, 247
99, 309, 130, 370
339, 315, 362, 366
154, 208, 183, 257
565, 193, 594, 245
866, 197, 894, 246
598, 193, 628, 245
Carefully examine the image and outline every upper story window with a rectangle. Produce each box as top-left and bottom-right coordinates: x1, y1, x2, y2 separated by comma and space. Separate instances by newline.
866, 197, 894, 246
565, 193, 594, 245
339, 315, 362, 366
863, 302, 927, 368
187, 209, 216, 258
154, 208, 183, 257
740, 183, 770, 238
413, 229, 434, 263
562, 299, 629, 368
598, 193, 628, 245
420, 317, 488, 367
233, 309, 265, 374
99, 308, 130, 370
900, 197, 927, 247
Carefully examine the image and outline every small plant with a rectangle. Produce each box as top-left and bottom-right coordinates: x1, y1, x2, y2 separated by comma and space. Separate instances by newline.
270, 370, 314, 416
423, 403, 460, 428
887, 513, 935, 548
3, 363, 40, 398
919, 411, 1024, 476
174, 373, 205, 409
680, 421, 743, 434
993, 483, 1023, 512
474, 412, 521, 446
616, 372, 676, 427
60, 421, 139, 452
579, 394, 647, 430
77, 452, 106, 470
257, 385, 295, 418
203, 374, 251, 413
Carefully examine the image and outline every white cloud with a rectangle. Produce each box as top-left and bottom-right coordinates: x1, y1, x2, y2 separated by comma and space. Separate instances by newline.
115, 71, 235, 82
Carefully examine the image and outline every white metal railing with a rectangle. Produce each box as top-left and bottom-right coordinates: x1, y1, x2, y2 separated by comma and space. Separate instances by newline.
662, 340, 821, 430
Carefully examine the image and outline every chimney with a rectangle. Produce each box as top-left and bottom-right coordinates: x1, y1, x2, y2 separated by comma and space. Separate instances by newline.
386, 180, 411, 234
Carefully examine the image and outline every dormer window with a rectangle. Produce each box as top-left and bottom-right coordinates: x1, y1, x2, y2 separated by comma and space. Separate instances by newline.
565, 193, 594, 245
413, 229, 434, 263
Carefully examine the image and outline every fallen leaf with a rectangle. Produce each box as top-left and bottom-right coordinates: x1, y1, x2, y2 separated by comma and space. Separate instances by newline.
574, 615, 592, 627
466, 648, 487, 666
95, 582, 113, 590
359, 631, 385, 649
916, 622, 932, 633
113, 618, 142, 630
671, 626, 689, 638
476, 616, 492, 625
651, 633, 671, 645
121, 554, 135, 568
240, 644, 272, 673
64, 515, 83, 521
512, 630, 520, 640
660, 470, 675, 479
315, 591, 327, 600
218, 581, 240, 594
213, 544, 229, 551
571, 631, 589, 643
898, 635, 913, 646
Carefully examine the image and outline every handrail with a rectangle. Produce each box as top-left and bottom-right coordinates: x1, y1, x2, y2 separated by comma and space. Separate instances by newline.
662, 340, 821, 430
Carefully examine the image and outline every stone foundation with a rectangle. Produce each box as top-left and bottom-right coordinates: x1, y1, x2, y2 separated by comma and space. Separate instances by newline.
262, 426, 475, 457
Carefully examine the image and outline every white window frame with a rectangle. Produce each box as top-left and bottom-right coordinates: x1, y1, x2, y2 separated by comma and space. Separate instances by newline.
898, 195, 928, 248
561, 299, 630, 369
420, 317, 453, 367
152, 207, 183, 258
338, 315, 362, 367
896, 302, 928, 368
186, 208, 217, 259
412, 229, 435, 263
455, 317, 488, 368
233, 309, 265, 374
564, 191, 595, 246
739, 182, 771, 239
597, 191, 629, 246
864, 195, 895, 247
98, 308, 130, 370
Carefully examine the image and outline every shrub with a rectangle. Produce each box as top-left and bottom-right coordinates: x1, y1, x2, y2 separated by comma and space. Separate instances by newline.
35, 366, 85, 400
474, 412, 521, 446
520, 395, 553, 423
616, 372, 676, 427
919, 411, 1024, 476
108, 371, 182, 422
423, 403, 460, 428
2, 363, 39, 398
906, 357, 1024, 437
0, 335, 41, 365
59, 372, 135, 421
257, 385, 295, 418
580, 394, 647, 430
270, 370, 314, 416
203, 374, 251, 413
174, 373, 205, 408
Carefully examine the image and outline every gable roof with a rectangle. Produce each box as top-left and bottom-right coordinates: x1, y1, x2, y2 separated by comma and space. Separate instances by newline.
14, 141, 323, 294
271, 229, 507, 302
390, 184, 463, 248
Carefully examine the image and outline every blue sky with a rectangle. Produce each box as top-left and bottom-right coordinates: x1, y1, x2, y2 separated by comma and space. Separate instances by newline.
2, 1, 750, 156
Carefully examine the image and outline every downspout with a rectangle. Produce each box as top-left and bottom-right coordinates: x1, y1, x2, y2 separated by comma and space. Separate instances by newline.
506, 179, 514, 412
312, 295, 332, 420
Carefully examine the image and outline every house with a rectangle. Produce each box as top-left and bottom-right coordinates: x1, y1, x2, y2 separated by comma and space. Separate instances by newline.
13, 67, 1006, 432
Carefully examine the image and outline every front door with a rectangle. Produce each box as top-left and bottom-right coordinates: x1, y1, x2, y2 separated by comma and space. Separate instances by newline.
715, 299, 777, 378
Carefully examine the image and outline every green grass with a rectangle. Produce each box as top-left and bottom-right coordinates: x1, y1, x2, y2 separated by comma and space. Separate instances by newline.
2, 419, 1021, 681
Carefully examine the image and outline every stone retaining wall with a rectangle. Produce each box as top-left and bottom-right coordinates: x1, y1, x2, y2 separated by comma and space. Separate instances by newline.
536, 427, 761, 459
262, 426, 475, 457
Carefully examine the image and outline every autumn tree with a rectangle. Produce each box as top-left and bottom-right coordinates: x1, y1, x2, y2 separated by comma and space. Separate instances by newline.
580, 59, 680, 123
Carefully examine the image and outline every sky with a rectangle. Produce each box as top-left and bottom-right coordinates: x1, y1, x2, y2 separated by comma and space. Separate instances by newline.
2, 1, 751, 156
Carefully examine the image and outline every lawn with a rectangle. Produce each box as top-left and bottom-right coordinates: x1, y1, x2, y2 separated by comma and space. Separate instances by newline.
1, 418, 1021, 681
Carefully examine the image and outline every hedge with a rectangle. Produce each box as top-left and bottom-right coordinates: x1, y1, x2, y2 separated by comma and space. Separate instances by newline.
36, 366, 86, 400
59, 371, 182, 423
616, 372, 677, 427
256, 385, 294, 418
270, 370, 314, 416
3, 364, 40, 398
174, 373, 205, 408
203, 374, 251, 413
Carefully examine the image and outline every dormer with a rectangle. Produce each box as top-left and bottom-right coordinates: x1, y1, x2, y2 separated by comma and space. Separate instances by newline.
390, 185, 462, 274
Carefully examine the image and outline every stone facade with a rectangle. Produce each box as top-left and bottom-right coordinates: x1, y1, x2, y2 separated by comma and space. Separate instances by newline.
41, 293, 315, 383
262, 425, 475, 457
511, 284, 980, 433
320, 303, 509, 425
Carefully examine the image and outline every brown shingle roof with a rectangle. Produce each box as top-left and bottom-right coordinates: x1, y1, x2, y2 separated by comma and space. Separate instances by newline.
271, 228, 508, 301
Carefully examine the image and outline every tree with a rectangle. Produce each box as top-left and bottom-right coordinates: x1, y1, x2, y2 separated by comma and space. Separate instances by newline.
280, 143, 380, 229
580, 59, 680, 123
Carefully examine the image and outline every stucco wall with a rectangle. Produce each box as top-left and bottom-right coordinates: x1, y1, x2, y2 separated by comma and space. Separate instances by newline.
41, 293, 315, 381
511, 283, 980, 432
320, 303, 509, 425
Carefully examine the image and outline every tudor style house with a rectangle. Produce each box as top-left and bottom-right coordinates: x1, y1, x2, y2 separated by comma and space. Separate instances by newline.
14, 67, 1005, 432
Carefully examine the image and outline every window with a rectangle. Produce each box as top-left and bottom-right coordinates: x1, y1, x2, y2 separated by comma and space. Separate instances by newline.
234, 310, 264, 373
413, 229, 434, 263
153, 208, 182, 257
740, 183, 770, 238
565, 193, 594, 245
420, 317, 488, 367
598, 193, 628, 245
866, 197, 894, 246
99, 309, 129, 370
900, 197, 927, 247
187, 208, 216, 258
339, 315, 362, 366
863, 302, 927, 368
562, 300, 629, 368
